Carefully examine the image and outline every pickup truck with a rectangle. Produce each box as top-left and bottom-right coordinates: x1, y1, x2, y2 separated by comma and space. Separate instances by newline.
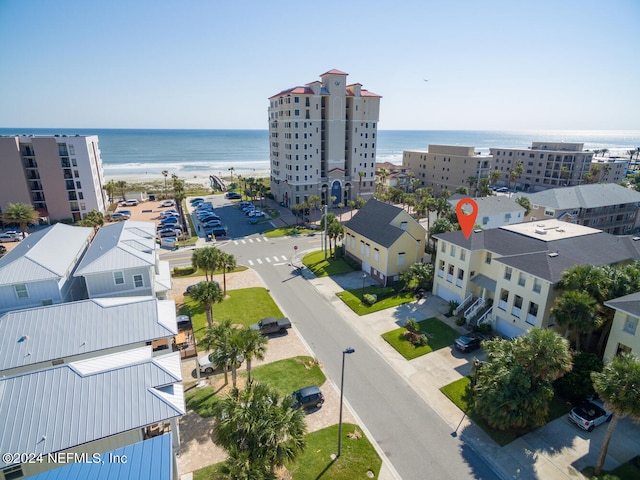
250, 316, 291, 335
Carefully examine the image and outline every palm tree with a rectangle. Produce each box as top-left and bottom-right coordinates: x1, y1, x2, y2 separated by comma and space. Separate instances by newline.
189, 281, 224, 327
307, 195, 321, 221
219, 251, 236, 296
508, 159, 524, 192
238, 328, 267, 383
200, 318, 235, 385
213, 381, 307, 476
591, 353, 640, 475
466, 176, 477, 196
171, 174, 187, 230
347, 199, 357, 219
228, 166, 235, 182
161, 170, 169, 198
76, 209, 105, 230
557, 264, 610, 304
358, 170, 365, 197
477, 178, 492, 197
601, 148, 609, 157
116, 180, 127, 201
191, 247, 222, 281
490, 169, 502, 186
328, 219, 344, 258
103, 180, 118, 203
551, 290, 601, 351
514, 196, 532, 216
2, 203, 39, 238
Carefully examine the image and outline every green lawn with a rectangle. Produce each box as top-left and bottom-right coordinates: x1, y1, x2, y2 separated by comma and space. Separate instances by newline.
287, 423, 381, 480
381, 317, 460, 359
440, 376, 572, 446
302, 250, 355, 277
182, 287, 284, 345
264, 226, 318, 237
172, 266, 247, 278
193, 423, 381, 480
185, 356, 326, 418
582, 456, 640, 480
336, 287, 415, 315
184, 385, 220, 418
248, 356, 326, 397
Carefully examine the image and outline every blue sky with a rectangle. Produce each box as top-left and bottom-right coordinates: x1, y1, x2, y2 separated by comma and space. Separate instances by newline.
1, 0, 638, 130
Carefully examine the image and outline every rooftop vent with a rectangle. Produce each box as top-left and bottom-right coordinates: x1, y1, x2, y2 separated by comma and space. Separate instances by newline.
473, 229, 482, 233
548, 252, 559, 257
535, 229, 547, 235
633, 237, 640, 241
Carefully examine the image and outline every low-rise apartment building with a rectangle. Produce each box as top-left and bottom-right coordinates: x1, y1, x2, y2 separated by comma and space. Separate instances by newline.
520, 183, 640, 234
603, 292, 640, 361
0, 134, 107, 222
402, 145, 492, 196
375, 161, 413, 192
448, 195, 525, 230
489, 142, 626, 192
432, 219, 640, 338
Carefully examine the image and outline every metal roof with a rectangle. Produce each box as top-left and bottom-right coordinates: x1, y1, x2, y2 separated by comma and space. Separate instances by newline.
74, 221, 156, 276
0, 297, 177, 372
0, 224, 93, 286
344, 199, 408, 248
0, 348, 184, 469
449, 195, 525, 216
28, 433, 173, 480
520, 183, 640, 210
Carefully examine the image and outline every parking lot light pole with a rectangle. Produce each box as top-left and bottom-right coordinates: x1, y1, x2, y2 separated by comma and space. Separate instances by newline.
338, 347, 355, 458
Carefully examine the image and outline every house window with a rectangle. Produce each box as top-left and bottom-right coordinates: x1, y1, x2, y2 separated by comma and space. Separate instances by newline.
360, 240, 365, 254
450, 245, 456, 257
14, 284, 29, 299
512, 295, 523, 318
114, 271, 125, 285
518, 273, 526, 287
459, 249, 466, 261
623, 315, 638, 335
527, 302, 539, 325
441, 241, 446, 253
374, 248, 379, 262
400, 221, 407, 231
498, 289, 509, 310
398, 252, 405, 266
485, 252, 492, 264
133, 274, 144, 288
482, 216, 489, 225
544, 208, 554, 217
504, 267, 512, 281
533, 278, 542, 293
365, 244, 370, 258
2, 465, 24, 479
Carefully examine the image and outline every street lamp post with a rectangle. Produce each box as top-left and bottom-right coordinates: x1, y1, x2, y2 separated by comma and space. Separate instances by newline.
361, 273, 367, 301
338, 347, 355, 458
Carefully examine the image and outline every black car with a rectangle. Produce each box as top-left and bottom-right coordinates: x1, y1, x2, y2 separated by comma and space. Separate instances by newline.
225, 192, 242, 199
454, 336, 481, 353
185, 280, 219, 295
290, 386, 324, 410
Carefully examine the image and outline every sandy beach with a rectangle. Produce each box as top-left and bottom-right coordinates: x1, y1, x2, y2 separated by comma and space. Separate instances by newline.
103, 168, 270, 188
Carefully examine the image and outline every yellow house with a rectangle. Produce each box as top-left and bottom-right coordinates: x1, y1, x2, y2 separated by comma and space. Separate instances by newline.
343, 199, 426, 285
603, 292, 640, 361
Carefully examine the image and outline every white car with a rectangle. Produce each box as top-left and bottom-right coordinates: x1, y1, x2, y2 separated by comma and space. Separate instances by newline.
120, 199, 139, 206
198, 353, 244, 374
0, 233, 20, 243
159, 200, 175, 208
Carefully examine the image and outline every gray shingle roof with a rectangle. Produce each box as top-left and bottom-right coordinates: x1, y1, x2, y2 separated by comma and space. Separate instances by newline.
344, 199, 405, 248
0, 348, 184, 468
449, 195, 525, 216
520, 183, 640, 210
436, 226, 640, 283
0, 224, 93, 286
604, 291, 640, 317
0, 297, 177, 372
74, 221, 156, 276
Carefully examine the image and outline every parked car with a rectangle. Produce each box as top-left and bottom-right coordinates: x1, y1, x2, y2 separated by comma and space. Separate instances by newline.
198, 353, 244, 375
160, 216, 179, 225
495, 187, 509, 193
290, 386, 324, 410
190, 197, 205, 205
0, 245, 6, 254
159, 200, 175, 207
160, 209, 179, 218
120, 199, 139, 206
202, 221, 223, 229
206, 226, 228, 238
0, 234, 19, 243
109, 213, 128, 221
198, 213, 220, 221
250, 316, 292, 335
568, 399, 613, 431
185, 280, 219, 295
117, 209, 132, 218
454, 336, 481, 353
176, 315, 191, 330
159, 230, 179, 238
225, 192, 242, 199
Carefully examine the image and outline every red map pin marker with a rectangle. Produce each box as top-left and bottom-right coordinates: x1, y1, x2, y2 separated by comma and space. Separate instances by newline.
455, 198, 479, 239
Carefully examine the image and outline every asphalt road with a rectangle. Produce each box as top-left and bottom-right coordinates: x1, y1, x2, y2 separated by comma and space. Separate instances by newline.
217, 233, 497, 480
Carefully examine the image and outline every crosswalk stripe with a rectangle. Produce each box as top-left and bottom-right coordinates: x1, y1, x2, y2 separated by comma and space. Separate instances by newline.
264, 237, 269, 242
256, 258, 263, 264
281, 255, 288, 261
265, 257, 271, 263
255, 237, 261, 242
248, 239, 254, 243
248, 260, 254, 266
273, 256, 279, 262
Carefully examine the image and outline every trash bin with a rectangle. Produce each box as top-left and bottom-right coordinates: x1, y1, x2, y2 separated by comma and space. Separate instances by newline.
149, 194, 156, 201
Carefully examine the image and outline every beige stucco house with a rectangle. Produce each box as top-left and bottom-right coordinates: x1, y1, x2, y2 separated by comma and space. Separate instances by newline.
343, 199, 426, 285
603, 292, 640, 361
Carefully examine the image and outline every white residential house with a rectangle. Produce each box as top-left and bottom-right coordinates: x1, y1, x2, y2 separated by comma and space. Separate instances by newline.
432, 220, 640, 338
448, 195, 526, 230
0, 223, 93, 314
0, 296, 178, 377
603, 292, 640, 361
0, 347, 184, 479
73, 221, 172, 299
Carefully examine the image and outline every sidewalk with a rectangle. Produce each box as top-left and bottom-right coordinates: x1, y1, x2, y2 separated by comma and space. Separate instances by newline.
307, 271, 640, 480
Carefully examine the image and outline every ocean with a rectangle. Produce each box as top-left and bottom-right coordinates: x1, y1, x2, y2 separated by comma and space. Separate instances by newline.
1, 128, 639, 177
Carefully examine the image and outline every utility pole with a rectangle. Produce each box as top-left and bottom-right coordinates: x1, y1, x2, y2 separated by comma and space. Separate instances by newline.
323, 203, 329, 260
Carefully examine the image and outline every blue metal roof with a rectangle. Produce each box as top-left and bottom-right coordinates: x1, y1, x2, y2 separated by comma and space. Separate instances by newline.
28, 433, 173, 480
